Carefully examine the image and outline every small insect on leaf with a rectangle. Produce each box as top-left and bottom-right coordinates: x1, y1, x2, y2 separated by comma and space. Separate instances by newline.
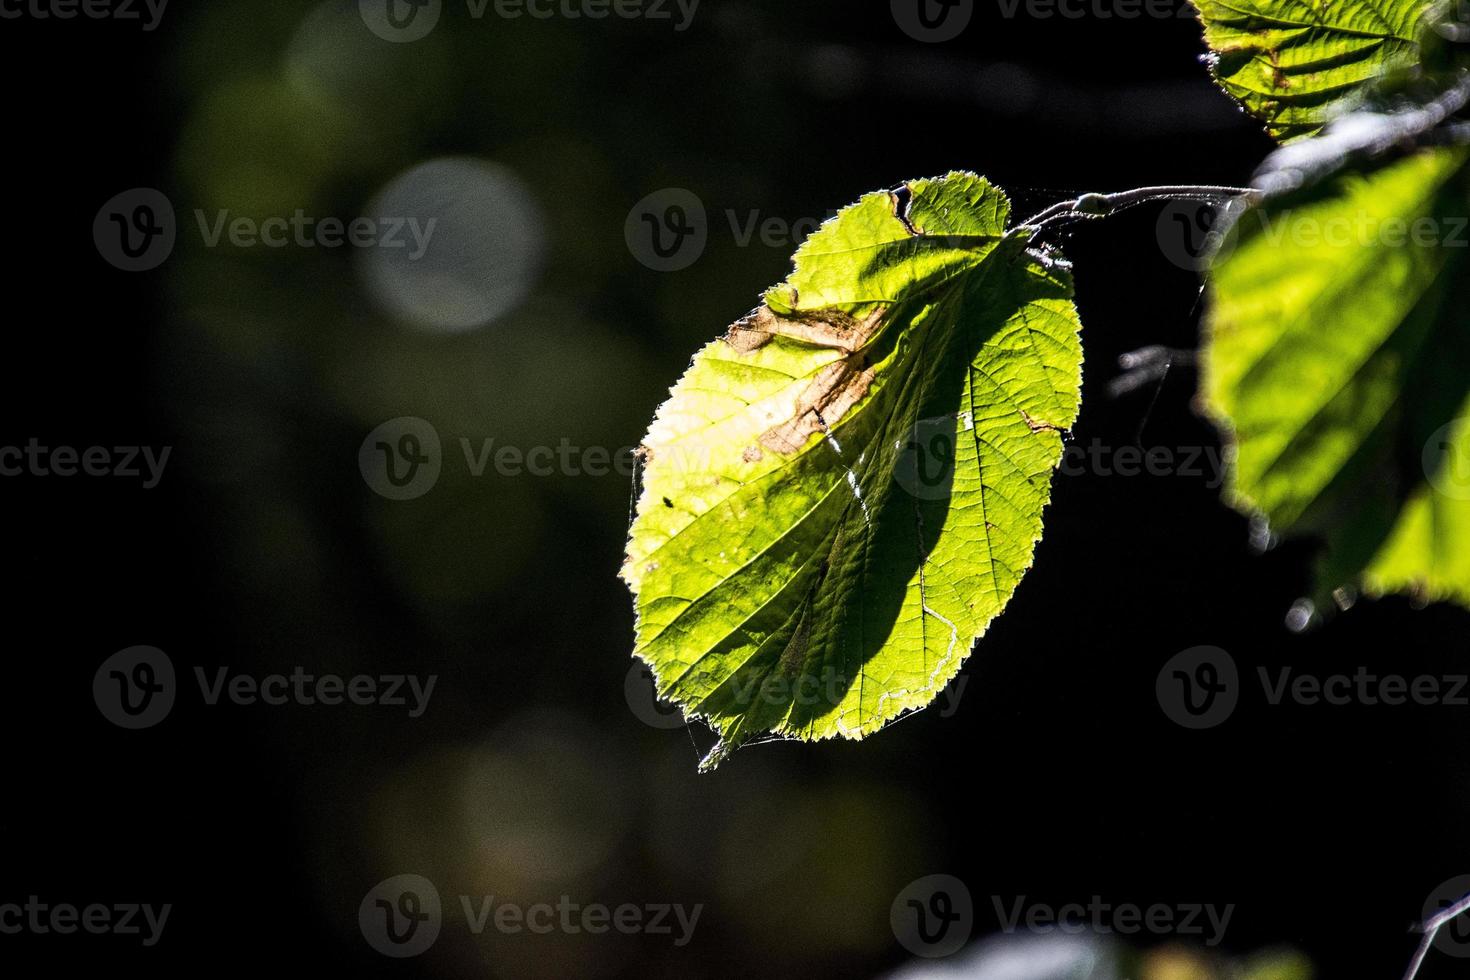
621, 173, 1084, 769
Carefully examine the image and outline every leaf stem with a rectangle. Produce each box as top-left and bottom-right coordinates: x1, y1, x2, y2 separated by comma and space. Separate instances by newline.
1017, 185, 1262, 232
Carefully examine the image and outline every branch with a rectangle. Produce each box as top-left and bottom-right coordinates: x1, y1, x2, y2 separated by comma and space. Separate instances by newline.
1402, 890, 1470, 980
1017, 185, 1261, 232
1108, 346, 1196, 399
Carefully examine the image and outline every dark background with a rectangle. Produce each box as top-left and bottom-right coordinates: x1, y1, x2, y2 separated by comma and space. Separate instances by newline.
2, 0, 1467, 976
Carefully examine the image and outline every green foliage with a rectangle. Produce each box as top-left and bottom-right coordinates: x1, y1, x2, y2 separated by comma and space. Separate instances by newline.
1190, 0, 1437, 142
622, 174, 1082, 766
626, 0, 1470, 763
1194, 0, 1470, 610
1203, 148, 1470, 609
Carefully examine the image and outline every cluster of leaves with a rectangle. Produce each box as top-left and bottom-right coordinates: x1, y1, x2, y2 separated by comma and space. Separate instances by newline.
1198, 0, 1470, 613
622, 0, 1470, 766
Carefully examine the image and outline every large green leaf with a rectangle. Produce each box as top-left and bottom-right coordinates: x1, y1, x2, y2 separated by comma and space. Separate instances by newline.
1190, 0, 1437, 143
622, 173, 1082, 768
1201, 147, 1470, 610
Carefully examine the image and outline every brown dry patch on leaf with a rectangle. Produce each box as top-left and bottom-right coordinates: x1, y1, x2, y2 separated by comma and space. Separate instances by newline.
1018, 409, 1061, 433
1266, 47, 1290, 90
741, 445, 764, 463
759, 353, 876, 455
723, 305, 884, 355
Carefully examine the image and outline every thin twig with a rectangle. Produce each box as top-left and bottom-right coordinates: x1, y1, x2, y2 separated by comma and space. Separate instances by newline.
1402, 890, 1470, 980
1108, 346, 1197, 399
1017, 185, 1261, 232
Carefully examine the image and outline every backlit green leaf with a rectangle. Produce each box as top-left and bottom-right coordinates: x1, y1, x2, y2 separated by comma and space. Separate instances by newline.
1190, 0, 1437, 142
1201, 147, 1470, 611
622, 173, 1082, 768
